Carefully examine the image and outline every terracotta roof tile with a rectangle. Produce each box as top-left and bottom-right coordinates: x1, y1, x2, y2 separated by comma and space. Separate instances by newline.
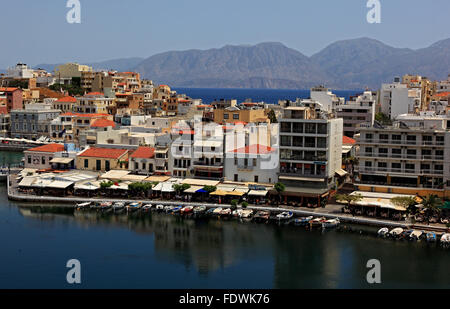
27, 143, 65, 153
343, 136, 356, 145
91, 119, 116, 128
130, 146, 155, 159
232, 144, 274, 155
78, 147, 128, 159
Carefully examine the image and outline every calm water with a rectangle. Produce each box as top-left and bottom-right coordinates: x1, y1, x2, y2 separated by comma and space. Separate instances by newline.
173, 88, 361, 105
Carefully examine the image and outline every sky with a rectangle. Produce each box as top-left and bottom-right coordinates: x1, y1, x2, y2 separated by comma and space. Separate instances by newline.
1, 0, 450, 69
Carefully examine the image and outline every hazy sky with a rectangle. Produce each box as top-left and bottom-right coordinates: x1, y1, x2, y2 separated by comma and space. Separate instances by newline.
1, 0, 449, 68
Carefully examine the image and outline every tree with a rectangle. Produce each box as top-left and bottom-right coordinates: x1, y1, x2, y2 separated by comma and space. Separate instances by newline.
391, 196, 417, 214
173, 183, 191, 194
375, 112, 392, 125
274, 182, 285, 202
267, 109, 278, 123
421, 194, 443, 217
231, 199, 238, 207
336, 193, 363, 213
203, 185, 217, 194
100, 181, 113, 189
241, 201, 249, 209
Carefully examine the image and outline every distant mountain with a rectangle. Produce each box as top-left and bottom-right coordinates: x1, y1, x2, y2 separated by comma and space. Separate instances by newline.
311, 37, 450, 89
134, 42, 331, 89
34, 57, 144, 74
29, 38, 450, 89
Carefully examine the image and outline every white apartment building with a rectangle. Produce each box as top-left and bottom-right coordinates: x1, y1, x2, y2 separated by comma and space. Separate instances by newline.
336, 91, 377, 137
436, 75, 450, 93
380, 78, 422, 119
278, 106, 343, 206
7, 63, 34, 79
356, 112, 450, 199
73, 93, 114, 114
310, 86, 344, 112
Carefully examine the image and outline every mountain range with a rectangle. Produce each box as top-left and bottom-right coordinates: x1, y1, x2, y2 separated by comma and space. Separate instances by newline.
33, 38, 450, 89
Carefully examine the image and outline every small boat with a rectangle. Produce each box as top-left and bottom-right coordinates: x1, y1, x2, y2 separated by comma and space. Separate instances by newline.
276, 211, 293, 221
142, 204, 153, 212
426, 232, 437, 243
181, 206, 194, 214
213, 207, 223, 216
309, 217, 326, 228
401, 229, 414, 239
156, 204, 165, 212
440, 233, 450, 246
294, 216, 313, 226
164, 206, 174, 213
206, 208, 216, 216
389, 228, 404, 238
193, 206, 207, 214
322, 218, 340, 229
171, 206, 183, 214
232, 209, 242, 217
126, 202, 141, 212
253, 211, 270, 223
377, 227, 389, 237
219, 208, 232, 217
410, 230, 423, 241
112, 202, 125, 211
76, 202, 91, 210
240, 209, 253, 219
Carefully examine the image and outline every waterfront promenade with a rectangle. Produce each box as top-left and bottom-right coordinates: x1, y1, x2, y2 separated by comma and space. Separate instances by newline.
7, 175, 449, 233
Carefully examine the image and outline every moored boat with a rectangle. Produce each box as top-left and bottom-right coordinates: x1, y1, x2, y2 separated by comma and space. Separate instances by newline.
240, 209, 253, 219
253, 211, 270, 223
112, 202, 125, 213
181, 206, 194, 215
294, 216, 313, 226
410, 230, 423, 241
156, 204, 165, 212
426, 232, 437, 243
212, 207, 223, 216
76, 202, 91, 210
142, 204, 153, 212
440, 233, 450, 246
309, 217, 326, 228
276, 211, 293, 221
322, 218, 340, 229
164, 206, 174, 213
219, 208, 232, 216
389, 228, 404, 238
206, 208, 216, 216
193, 206, 207, 214
126, 202, 141, 212
401, 229, 414, 239
171, 206, 183, 214
377, 227, 389, 237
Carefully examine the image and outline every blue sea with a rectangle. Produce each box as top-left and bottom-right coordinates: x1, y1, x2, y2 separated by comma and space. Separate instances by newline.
173, 88, 362, 105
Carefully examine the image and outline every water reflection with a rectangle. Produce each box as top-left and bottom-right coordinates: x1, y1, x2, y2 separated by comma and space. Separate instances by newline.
16, 206, 450, 288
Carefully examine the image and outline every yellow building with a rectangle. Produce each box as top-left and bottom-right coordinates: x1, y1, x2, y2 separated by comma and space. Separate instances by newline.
76, 147, 129, 172
55, 63, 93, 79
213, 106, 268, 124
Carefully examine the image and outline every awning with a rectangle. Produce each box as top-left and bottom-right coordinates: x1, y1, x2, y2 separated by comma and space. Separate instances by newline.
74, 182, 100, 191
152, 182, 163, 191
279, 175, 325, 182
101, 170, 130, 180
248, 190, 268, 197
183, 185, 203, 194
19, 177, 36, 187
50, 158, 74, 164
46, 181, 74, 189
155, 148, 169, 154
226, 191, 245, 196
336, 169, 348, 177
210, 190, 228, 196
120, 175, 148, 182
161, 183, 175, 193
181, 179, 220, 187
145, 175, 171, 183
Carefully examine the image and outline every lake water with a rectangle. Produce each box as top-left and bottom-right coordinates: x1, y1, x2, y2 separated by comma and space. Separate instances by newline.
173, 88, 361, 105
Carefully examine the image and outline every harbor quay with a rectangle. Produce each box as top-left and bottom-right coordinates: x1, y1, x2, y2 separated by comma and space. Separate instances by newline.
7, 174, 449, 234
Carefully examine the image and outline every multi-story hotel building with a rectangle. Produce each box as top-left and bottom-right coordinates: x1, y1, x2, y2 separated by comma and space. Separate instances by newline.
278, 105, 343, 206
335, 91, 376, 137
356, 112, 450, 198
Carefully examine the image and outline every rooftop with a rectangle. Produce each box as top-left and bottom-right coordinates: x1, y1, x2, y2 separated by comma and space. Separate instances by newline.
78, 147, 128, 159
130, 146, 155, 159
91, 119, 116, 128
26, 143, 65, 153
232, 144, 274, 155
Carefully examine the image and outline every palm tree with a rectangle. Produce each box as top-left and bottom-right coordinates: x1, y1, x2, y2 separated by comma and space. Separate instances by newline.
391, 196, 417, 215
421, 194, 443, 219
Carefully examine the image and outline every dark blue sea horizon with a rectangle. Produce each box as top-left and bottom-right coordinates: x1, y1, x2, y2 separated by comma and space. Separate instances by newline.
173, 88, 363, 105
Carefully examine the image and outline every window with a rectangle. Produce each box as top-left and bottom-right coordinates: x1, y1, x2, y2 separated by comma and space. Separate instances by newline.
84, 159, 89, 168
254, 176, 258, 183
41, 157, 45, 164
252, 158, 257, 166
234, 174, 238, 181
27, 156, 31, 164
223, 114, 229, 119
233, 114, 239, 120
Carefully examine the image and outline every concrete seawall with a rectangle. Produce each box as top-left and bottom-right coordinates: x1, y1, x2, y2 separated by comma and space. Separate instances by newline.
7, 175, 447, 232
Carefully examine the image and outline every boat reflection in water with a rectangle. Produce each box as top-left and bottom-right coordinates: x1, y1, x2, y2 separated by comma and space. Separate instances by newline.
16, 205, 450, 289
